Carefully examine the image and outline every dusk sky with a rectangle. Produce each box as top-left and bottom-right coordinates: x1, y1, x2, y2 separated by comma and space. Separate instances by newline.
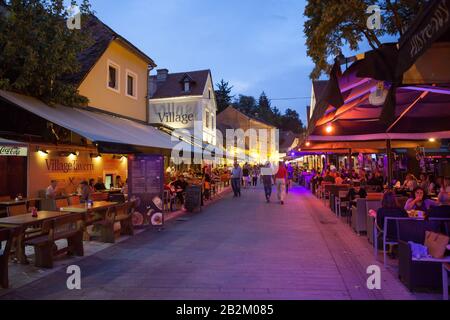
88, 0, 385, 124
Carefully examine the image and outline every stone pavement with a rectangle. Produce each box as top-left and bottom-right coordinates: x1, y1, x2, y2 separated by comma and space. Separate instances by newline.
0, 185, 440, 300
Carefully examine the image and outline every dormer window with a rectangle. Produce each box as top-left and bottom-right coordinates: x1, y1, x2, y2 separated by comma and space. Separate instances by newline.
180, 73, 195, 93
184, 80, 190, 93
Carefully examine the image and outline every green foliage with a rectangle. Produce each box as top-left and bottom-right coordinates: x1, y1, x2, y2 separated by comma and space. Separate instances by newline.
214, 79, 234, 113
304, 0, 427, 79
0, 0, 94, 106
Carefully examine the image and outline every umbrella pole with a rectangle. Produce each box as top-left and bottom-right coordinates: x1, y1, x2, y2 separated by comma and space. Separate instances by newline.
386, 139, 393, 185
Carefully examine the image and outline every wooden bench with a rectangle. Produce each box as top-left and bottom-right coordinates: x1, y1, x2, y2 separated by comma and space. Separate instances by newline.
94, 202, 135, 243
24, 213, 84, 268
0, 227, 19, 288
115, 202, 133, 237
94, 206, 116, 243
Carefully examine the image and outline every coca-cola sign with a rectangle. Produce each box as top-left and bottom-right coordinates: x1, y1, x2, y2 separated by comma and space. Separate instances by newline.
0, 145, 28, 157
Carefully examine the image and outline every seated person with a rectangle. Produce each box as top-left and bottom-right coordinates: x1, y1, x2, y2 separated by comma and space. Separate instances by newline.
404, 187, 437, 212
428, 191, 450, 218
347, 184, 367, 201
121, 179, 128, 195
79, 180, 91, 203
323, 170, 336, 183
115, 176, 124, 189
45, 180, 58, 199
335, 173, 344, 185
171, 175, 188, 205
88, 178, 96, 192
94, 177, 106, 191
375, 191, 407, 245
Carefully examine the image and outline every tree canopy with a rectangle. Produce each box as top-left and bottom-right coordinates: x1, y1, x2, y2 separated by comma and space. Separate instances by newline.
0, 0, 94, 106
304, 0, 427, 79
214, 79, 234, 114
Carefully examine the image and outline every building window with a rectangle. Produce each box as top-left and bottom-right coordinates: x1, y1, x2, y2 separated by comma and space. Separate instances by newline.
107, 60, 120, 93
208, 89, 211, 99
211, 115, 215, 130
184, 81, 190, 92
126, 69, 138, 99
205, 111, 210, 128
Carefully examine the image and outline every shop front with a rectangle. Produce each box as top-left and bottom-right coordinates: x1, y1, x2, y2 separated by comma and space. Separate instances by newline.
28, 144, 128, 198
0, 138, 28, 199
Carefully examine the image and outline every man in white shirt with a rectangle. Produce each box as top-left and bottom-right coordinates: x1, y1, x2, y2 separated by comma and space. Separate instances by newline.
45, 180, 58, 199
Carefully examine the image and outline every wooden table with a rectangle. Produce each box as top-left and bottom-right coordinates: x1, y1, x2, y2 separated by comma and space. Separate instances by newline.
0, 211, 75, 264
59, 201, 118, 241
59, 201, 118, 213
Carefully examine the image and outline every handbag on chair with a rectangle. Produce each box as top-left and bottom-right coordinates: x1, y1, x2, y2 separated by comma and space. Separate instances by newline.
424, 231, 449, 258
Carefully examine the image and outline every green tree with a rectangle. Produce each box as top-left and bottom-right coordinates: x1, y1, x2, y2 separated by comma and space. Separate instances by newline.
280, 108, 305, 134
304, 0, 426, 79
0, 0, 94, 106
233, 94, 257, 116
214, 79, 234, 113
257, 91, 274, 123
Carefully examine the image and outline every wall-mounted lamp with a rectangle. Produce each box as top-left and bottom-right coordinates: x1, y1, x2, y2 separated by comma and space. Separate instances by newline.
325, 124, 334, 134
428, 138, 436, 143
90, 153, 102, 159
305, 141, 311, 147
37, 148, 49, 157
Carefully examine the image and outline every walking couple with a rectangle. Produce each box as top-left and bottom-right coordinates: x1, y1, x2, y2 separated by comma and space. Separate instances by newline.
261, 161, 288, 205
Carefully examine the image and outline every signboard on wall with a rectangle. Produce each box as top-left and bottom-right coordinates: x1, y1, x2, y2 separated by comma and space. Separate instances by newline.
0, 145, 27, 157
149, 101, 199, 129
128, 154, 164, 224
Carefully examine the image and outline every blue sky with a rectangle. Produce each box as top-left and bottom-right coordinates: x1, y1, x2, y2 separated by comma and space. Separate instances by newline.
87, 0, 392, 124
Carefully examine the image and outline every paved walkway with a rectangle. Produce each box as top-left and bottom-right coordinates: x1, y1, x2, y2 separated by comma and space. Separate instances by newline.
0, 185, 437, 300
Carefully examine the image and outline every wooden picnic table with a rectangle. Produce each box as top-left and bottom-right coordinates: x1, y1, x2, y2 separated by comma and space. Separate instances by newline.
59, 201, 118, 241
0, 211, 76, 264
59, 201, 118, 213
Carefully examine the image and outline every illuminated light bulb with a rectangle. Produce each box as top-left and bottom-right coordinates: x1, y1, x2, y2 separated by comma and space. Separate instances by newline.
428, 138, 436, 142
305, 141, 311, 147
325, 124, 333, 134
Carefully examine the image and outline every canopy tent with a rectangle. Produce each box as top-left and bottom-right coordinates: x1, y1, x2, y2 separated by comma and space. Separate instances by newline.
0, 137, 24, 145
0, 90, 179, 151
307, 0, 450, 138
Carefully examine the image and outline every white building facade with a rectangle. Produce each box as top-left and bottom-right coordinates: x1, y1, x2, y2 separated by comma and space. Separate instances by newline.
148, 69, 217, 145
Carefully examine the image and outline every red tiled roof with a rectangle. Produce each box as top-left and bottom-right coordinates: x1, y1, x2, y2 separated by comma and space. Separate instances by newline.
150, 70, 211, 99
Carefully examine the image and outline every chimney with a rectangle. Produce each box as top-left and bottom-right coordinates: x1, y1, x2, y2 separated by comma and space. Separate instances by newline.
148, 76, 157, 98
156, 68, 169, 82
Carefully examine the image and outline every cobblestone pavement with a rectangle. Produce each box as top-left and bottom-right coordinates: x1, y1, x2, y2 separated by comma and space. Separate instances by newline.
0, 185, 439, 300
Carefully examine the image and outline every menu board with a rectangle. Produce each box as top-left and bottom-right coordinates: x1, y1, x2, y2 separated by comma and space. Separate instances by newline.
128, 154, 164, 220
184, 185, 202, 212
